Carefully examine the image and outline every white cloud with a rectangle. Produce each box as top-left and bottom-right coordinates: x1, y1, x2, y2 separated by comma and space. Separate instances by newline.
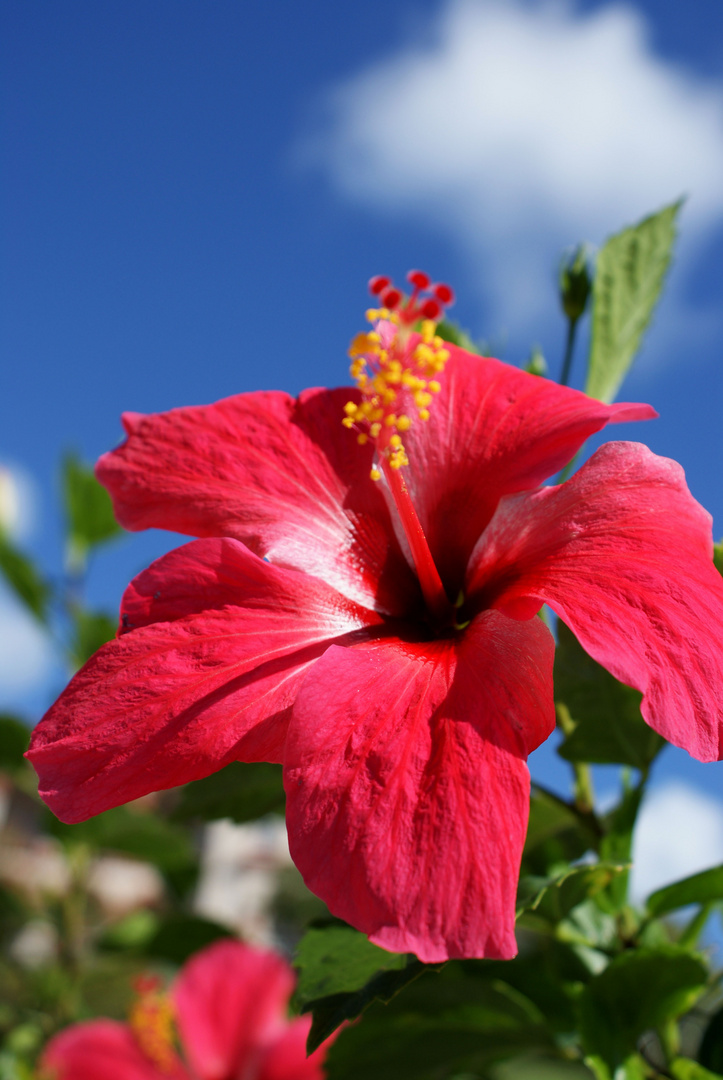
630, 781, 723, 904
0, 586, 55, 698
305, 0, 723, 332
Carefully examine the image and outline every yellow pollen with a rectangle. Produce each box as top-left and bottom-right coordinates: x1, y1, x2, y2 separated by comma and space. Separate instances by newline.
342, 307, 450, 477
129, 989, 177, 1074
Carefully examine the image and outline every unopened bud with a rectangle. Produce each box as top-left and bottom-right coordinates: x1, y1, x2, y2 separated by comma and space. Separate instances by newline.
525, 345, 547, 377
559, 244, 592, 323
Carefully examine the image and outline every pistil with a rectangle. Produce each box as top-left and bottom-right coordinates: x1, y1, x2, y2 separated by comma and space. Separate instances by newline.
342, 270, 457, 626
382, 460, 454, 623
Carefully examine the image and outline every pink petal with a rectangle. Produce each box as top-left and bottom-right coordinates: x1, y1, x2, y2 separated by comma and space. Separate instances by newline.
284, 613, 555, 962
173, 940, 293, 1080
467, 441, 723, 762
401, 348, 657, 594
39, 1020, 188, 1080
97, 388, 418, 615
257, 1017, 331, 1080
27, 540, 383, 823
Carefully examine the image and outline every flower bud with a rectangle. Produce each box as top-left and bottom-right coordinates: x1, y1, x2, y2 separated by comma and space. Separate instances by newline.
525, 345, 547, 377
559, 244, 592, 323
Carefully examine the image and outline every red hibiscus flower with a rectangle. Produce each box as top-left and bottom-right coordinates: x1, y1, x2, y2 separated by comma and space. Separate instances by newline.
39, 939, 330, 1080
27, 273, 723, 962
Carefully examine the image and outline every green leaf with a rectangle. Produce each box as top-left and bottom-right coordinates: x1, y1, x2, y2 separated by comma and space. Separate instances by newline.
671, 1059, 723, 1080
578, 946, 707, 1069
323, 963, 553, 1080
494, 1057, 595, 1079
557, 898, 618, 955
646, 865, 723, 917
70, 610, 117, 666
436, 319, 483, 354
714, 542, 723, 577
0, 536, 50, 621
698, 1005, 723, 1075
479, 940, 592, 1035
586, 200, 682, 403
584, 1054, 652, 1080
294, 923, 422, 1052
555, 622, 664, 770
522, 785, 601, 876
517, 863, 627, 925
0, 715, 30, 771
47, 805, 194, 872
172, 761, 285, 824
63, 452, 121, 565
295, 923, 408, 1004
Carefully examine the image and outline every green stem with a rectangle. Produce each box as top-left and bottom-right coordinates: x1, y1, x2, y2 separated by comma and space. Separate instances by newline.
555, 704, 595, 814
559, 316, 579, 388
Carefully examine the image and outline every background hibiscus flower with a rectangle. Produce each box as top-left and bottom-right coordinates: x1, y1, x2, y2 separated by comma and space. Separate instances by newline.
39, 939, 330, 1080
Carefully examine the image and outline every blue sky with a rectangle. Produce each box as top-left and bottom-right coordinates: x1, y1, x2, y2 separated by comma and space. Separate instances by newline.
3, 0, 723, 894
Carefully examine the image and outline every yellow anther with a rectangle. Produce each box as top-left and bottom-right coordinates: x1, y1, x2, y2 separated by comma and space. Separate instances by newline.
344, 302, 450, 478
129, 988, 177, 1074
370, 466, 382, 481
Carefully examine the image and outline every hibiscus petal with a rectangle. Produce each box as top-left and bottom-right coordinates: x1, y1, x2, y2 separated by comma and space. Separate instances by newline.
173, 940, 293, 1080
27, 540, 383, 822
467, 441, 723, 762
402, 348, 657, 594
284, 612, 555, 962
256, 1017, 330, 1080
39, 1019, 188, 1080
96, 388, 419, 615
